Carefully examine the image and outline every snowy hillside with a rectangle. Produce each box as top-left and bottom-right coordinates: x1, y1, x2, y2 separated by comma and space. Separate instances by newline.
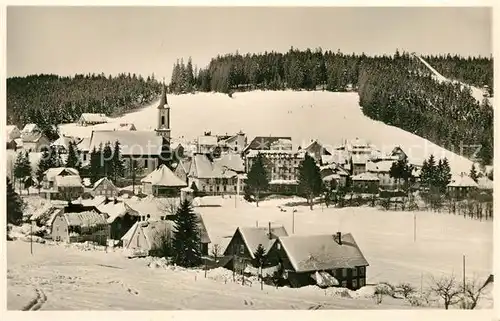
89, 90, 478, 175
414, 55, 493, 106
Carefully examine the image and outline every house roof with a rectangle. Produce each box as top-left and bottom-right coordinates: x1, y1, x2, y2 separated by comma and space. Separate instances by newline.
244, 136, 292, 152
323, 174, 341, 182
366, 160, 395, 173
189, 154, 238, 179
92, 177, 118, 190
198, 135, 218, 146
122, 220, 174, 250
77, 137, 91, 152
352, 172, 380, 181
278, 233, 369, 273
447, 173, 479, 188
214, 153, 245, 173
237, 226, 288, 259
321, 151, 349, 166
54, 175, 83, 187
98, 201, 140, 223
6, 125, 20, 138
89, 130, 165, 156
22, 123, 38, 133
44, 167, 80, 182
304, 140, 332, 156
246, 149, 306, 158
351, 154, 371, 165
176, 159, 192, 174
80, 113, 108, 123
140, 164, 187, 187
126, 197, 180, 220
21, 132, 44, 143
62, 211, 108, 227
51, 136, 82, 149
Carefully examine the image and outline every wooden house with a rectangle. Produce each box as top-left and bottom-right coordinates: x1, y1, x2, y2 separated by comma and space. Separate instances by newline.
51, 210, 109, 245
447, 173, 479, 199
92, 177, 119, 198
78, 113, 108, 126
21, 132, 50, 153
223, 224, 288, 269
141, 164, 187, 197
267, 232, 369, 289
351, 172, 380, 194
188, 154, 241, 195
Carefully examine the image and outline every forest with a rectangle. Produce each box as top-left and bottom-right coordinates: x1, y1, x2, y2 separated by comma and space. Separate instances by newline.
6, 73, 162, 140
170, 48, 494, 166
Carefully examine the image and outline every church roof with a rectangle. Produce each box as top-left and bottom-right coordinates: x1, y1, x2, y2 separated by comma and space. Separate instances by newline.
89, 130, 165, 156
157, 83, 169, 109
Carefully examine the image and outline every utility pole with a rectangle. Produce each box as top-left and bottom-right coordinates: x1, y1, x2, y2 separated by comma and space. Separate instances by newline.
30, 220, 33, 255
413, 212, 416, 242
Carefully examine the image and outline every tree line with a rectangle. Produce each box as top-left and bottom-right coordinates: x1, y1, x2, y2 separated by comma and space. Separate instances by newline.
170, 49, 493, 166
7, 73, 162, 140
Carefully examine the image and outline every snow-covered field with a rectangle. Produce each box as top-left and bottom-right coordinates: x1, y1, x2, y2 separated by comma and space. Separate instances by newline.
7, 196, 493, 310
58, 90, 478, 176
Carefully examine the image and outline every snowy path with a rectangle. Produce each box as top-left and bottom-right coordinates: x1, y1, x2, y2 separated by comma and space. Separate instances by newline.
7, 241, 416, 310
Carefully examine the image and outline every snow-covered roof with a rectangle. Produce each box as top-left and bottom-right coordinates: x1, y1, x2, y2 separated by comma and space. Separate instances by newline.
477, 176, 493, 190
141, 164, 187, 187
55, 175, 83, 188
244, 136, 292, 152
89, 130, 164, 156
63, 211, 108, 227
192, 196, 223, 207
189, 154, 238, 179
92, 177, 117, 190
366, 160, 395, 173
237, 226, 288, 259
78, 195, 107, 208
6, 125, 20, 139
269, 179, 298, 185
44, 167, 79, 182
98, 201, 140, 223
51, 136, 81, 149
277, 233, 369, 273
447, 173, 479, 188
246, 149, 305, 158
351, 154, 371, 165
127, 197, 180, 220
198, 135, 218, 146
214, 153, 245, 173
22, 123, 38, 133
122, 220, 174, 250
77, 137, 91, 152
176, 159, 192, 174
21, 132, 45, 143
80, 113, 108, 123
323, 174, 341, 182
352, 172, 380, 181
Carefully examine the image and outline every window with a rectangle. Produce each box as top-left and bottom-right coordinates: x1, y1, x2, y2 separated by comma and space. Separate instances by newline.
277, 243, 281, 250
353, 268, 357, 277
342, 269, 347, 277
161, 115, 165, 125
352, 279, 358, 288
341, 281, 347, 287
144, 159, 148, 168
239, 244, 245, 254
359, 278, 365, 287
360, 266, 365, 276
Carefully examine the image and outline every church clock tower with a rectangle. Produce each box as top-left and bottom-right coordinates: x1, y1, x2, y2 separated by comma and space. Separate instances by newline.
155, 82, 171, 142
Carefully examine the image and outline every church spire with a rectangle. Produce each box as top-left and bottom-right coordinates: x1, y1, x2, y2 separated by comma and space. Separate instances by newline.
158, 80, 168, 109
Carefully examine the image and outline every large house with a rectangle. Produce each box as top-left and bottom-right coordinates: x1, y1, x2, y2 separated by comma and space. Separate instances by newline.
351, 172, 380, 194
303, 140, 332, 163
141, 164, 187, 196
188, 154, 242, 195
366, 159, 398, 189
223, 225, 288, 269
51, 210, 109, 244
218, 130, 247, 153
91, 177, 119, 198
243, 136, 293, 154
267, 232, 369, 289
41, 167, 83, 200
197, 134, 219, 155
447, 173, 479, 199
21, 132, 50, 153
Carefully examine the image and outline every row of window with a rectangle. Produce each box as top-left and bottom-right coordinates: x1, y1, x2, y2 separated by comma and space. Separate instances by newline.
201, 185, 238, 193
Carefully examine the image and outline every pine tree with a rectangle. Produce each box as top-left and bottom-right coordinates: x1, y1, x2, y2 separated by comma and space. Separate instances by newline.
253, 243, 267, 283
298, 153, 323, 210
469, 164, 478, 183
246, 153, 269, 207
36, 147, 51, 186
173, 199, 202, 267
89, 146, 101, 184
112, 140, 125, 183
186, 57, 195, 93
102, 142, 113, 178
7, 176, 24, 227
437, 158, 452, 193
421, 155, 437, 188
65, 140, 80, 171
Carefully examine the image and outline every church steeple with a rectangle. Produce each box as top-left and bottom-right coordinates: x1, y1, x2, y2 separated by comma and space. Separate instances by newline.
155, 80, 171, 141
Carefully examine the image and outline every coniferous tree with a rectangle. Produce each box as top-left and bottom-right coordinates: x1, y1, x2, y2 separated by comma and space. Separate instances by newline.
186, 57, 195, 92
297, 153, 323, 210
438, 158, 452, 192
13, 151, 28, 191
7, 177, 24, 228
246, 153, 270, 207
112, 140, 125, 182
469, 164, 479, 183
102, 142, 113, 178
89, 146, 101, 184
65, 141, 80, 171
253, 243, 267, 283
172, 199, 202, 267
421, 155, 437, 188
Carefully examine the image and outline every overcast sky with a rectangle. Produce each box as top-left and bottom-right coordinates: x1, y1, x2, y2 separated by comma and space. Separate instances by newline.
7, 6, 492, 80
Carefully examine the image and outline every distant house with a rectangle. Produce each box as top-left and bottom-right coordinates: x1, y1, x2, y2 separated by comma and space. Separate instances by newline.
21, 123, 40, 135
303, 140, 332, 163
51, 135, 82, 154
218, 130, 247, 153
477, 176, 493, 191
51, 210, 109, 245
174, 159, 192, 185
6, 125, 21, 150
141, 164, 187, 197
351, 172, 380, 194
366, 159, 398, 189
320, 164, 349, 188
223, 225, 288, 269
41, 167, 83, 200
243, 136, 293, 154
188, 154, 241, 195
76, 137, 91, 166
21, 132, 50, 153
197, 134, 219, 154
389, 146, 408, 161
42, 167, 80, 190
78, 113, 108, 126
267, 232, 369, 289
92, 177, 119, 198
351, 154, 371, 176
447, 173, 479, 199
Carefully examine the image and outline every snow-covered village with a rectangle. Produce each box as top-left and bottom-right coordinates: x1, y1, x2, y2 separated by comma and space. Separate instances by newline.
4, 6, 495, 313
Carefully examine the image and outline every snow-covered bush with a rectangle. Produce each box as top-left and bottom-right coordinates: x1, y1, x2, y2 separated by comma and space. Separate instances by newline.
407, 291, 431, 307
396, 282, 417, 299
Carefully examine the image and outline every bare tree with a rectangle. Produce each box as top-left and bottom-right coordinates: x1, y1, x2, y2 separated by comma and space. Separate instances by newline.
396, 282, 417, 299
429, 274, 462, 309
211, 244, 221, 262
461, 277, 490, 309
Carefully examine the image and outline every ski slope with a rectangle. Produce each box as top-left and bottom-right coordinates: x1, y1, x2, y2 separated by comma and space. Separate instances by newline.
415, 55, 493, 106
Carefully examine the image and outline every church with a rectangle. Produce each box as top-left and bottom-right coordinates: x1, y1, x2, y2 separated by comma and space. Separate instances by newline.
88, 83, 172, 177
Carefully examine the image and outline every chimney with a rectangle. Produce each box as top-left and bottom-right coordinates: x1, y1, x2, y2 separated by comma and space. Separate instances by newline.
337, 232, 342, 245
268, 222, 272, 240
